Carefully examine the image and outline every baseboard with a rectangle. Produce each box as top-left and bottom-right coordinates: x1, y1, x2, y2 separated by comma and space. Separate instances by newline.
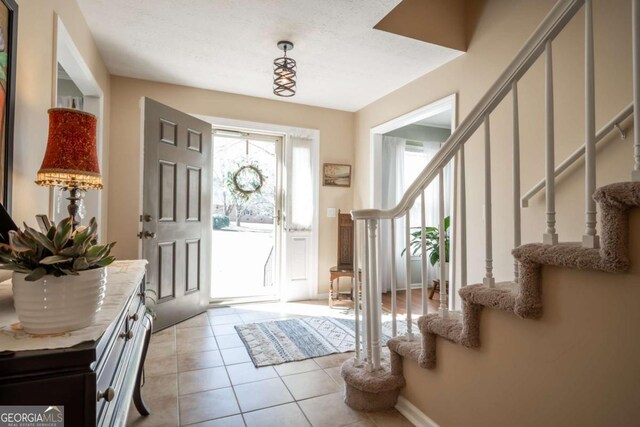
396, 396, 439, 427
315, 292, 329, 300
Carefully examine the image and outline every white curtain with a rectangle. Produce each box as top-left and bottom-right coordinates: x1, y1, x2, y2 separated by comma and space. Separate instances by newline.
379, 136, 406, 292
379, 137, 454, 293
288, 136, 313, 231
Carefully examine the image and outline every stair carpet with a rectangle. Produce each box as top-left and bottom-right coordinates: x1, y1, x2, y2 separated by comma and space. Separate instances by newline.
341, 182, 640, 411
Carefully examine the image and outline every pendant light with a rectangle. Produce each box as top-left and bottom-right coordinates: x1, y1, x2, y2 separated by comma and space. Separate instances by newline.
273, 41, 296, 97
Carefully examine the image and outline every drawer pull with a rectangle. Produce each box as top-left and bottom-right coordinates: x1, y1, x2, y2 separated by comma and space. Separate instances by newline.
129, 313, 139, 322
97, 387, 116, 402
120, 330, 134, 340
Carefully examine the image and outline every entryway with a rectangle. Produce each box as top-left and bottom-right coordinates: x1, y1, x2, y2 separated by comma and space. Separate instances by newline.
210, 130, 283, 302
370, 94, 457, 313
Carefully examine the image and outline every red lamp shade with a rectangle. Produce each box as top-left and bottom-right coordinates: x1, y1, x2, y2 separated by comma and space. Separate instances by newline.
35, 108, 103, 190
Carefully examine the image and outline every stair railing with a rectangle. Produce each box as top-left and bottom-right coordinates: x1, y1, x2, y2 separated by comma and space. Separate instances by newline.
521, 103, 634, 208
350, 0, 639, 372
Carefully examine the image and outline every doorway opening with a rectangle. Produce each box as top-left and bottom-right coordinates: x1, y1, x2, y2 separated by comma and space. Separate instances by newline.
210, 129, 283, 302
370, 94, 457, 313
52, 16, 105, 236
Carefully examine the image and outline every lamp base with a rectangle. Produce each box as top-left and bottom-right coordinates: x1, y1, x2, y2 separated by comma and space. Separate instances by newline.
66, 187, 84, 229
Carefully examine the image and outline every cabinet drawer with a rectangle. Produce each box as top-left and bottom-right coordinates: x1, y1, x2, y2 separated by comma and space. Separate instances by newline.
95, 292, 144, 413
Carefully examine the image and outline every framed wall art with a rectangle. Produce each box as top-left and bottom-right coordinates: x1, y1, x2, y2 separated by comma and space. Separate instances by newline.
0, 0, 17, 213
323, 163, 351, 187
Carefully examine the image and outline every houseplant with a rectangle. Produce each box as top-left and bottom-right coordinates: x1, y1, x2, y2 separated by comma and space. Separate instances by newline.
0, 217, 115, 334
402, 216, 450, 278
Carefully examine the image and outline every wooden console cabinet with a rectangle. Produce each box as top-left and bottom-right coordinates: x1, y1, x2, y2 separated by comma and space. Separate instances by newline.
0, 276, 152, 426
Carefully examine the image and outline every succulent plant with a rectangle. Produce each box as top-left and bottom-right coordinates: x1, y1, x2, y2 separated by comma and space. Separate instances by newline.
0, 217, 116, 281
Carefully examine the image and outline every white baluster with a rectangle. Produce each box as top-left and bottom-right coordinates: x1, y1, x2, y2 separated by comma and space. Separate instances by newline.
450, 155, 459, 311
405, 212, 413, 339
439, 170, 449, 317
368, 219, 381, 371
420, 191, 428, 315
483, 115, 496, 288
460, 145, 467, 289
353, 219, 361, 365
544, 41, 559, 245
583, 0, 600, 249
513, 81, 522, 283
363, 220, 371, 370
633, 0, 640, 181
390, 219, 397, 337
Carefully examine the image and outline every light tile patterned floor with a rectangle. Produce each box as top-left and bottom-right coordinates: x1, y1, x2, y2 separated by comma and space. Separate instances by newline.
127, 301, 413, 426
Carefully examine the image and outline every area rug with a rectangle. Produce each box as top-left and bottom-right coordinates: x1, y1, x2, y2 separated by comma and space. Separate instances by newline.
235, 316, 409, 367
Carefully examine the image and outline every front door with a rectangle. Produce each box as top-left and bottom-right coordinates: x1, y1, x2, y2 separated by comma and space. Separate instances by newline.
141, 98, 212, 330
210, 131, 282, 302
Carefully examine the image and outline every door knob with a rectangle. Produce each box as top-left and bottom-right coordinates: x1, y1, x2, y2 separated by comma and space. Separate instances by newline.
97, 387, 116, 402
137, 231, 157, 239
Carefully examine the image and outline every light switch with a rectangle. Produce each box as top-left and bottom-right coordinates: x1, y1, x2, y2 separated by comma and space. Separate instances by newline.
327, 208, 337, 218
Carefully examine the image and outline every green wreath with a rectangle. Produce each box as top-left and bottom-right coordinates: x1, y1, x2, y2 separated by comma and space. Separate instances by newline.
232, 164, 264, 196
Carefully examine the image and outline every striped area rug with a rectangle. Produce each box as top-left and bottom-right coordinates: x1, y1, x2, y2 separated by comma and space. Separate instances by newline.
235, 316, 402, 367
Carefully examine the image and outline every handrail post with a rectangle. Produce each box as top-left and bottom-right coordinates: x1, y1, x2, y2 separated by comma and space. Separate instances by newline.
544, 41, 559, 245
450, 155, 459, 311
438, 170, 449, 317
390, 219, 397, 337
512, 81, 522, 283
362, 220, 371, 371
633, 0, 640, 181
405, 212, 413, 339
483, 115, 496, 288
460, 146, 467, 289
420, 191, 428, 315
583, 0, 600, 249
367, 219, 381, 371
353, 218, 361, 365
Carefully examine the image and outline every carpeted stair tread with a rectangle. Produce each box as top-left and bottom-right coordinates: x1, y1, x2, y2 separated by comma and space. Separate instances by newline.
419, 312, 465, 344
459, 282, 518, 312
388, 336, 422, 363
512, 243, 624, 272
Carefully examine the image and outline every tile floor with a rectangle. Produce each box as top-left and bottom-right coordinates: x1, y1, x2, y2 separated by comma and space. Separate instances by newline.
127, 301, 413, 427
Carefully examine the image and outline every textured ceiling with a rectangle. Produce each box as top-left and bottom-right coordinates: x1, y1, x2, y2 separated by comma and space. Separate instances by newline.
77, 0, 464, 112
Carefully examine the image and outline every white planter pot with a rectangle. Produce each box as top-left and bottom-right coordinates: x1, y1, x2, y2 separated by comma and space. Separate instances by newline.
12, 268, 107, 334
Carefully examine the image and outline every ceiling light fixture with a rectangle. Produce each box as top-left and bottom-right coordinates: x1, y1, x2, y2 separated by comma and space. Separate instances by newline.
273, 41, 296, 97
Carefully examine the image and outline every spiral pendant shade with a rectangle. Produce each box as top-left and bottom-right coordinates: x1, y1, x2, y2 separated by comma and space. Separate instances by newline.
273, 41, 297, 97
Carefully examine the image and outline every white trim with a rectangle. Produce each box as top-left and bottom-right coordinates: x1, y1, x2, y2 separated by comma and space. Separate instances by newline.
396, 396, 440, 427
193, 115, 320, 302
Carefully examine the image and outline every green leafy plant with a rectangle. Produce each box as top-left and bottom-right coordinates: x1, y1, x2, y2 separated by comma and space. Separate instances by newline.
402, 216, 450, 266
0, 217, 116, 281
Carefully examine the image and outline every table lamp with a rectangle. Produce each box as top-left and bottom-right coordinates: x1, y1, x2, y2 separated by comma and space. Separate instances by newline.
35, 108, 103, 228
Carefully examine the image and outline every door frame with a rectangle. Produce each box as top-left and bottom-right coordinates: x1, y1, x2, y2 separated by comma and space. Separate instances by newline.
194, 114, 320, 303
209, 128, 284, 303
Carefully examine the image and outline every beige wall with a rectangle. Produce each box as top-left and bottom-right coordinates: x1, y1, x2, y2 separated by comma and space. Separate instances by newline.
354, 0, 633, 286
13, 0, 110, 226
402, 208, 640, 426
108, 76, 354, 294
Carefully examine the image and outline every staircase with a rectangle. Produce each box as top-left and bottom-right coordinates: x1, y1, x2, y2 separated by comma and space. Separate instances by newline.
340, 0, 640, 423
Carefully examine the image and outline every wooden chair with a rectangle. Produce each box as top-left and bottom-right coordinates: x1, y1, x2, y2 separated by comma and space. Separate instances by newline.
329, 210, 361, 308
